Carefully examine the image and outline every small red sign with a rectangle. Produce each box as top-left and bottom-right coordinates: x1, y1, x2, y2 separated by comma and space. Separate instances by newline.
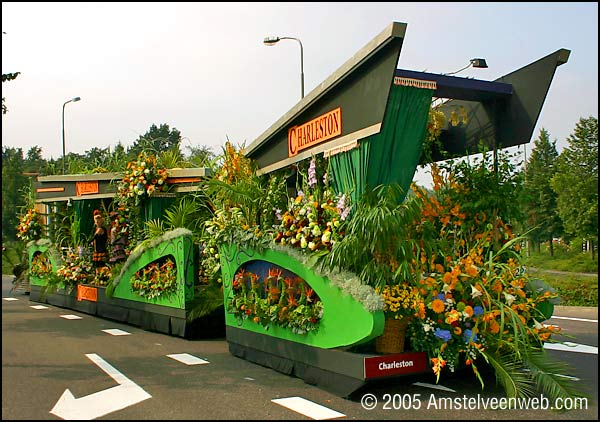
77, 285, 98, 302
364, 351, 428, 379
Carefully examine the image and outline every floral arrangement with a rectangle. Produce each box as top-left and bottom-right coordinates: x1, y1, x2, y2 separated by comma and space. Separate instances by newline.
91, 265, 112, 286
56, 252, 92, 287
30, 252, 53, 277
131, 257, 178, 300
404, 160, 562, 390
376, 282, 423, 321
16, 208, 44, 241
273, 157, 349, 252
228, 267, 324, 335
117, 152, 168, 206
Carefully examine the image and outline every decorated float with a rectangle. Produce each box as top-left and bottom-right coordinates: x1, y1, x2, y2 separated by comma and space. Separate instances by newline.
17, 21, 578, 401
23, 162, 219, 338
211, 22, 574, 398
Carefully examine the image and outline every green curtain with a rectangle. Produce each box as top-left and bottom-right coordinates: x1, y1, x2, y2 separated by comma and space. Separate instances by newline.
329, 83, 434, 204
143, 195, 176, 222
365, 83, 434, 196
329, 145, 369, 206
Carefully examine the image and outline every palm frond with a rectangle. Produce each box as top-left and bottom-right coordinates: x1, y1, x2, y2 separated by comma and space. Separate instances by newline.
144, 219, 166, 239
481, 350, 537, 398
523, 348, 587, 401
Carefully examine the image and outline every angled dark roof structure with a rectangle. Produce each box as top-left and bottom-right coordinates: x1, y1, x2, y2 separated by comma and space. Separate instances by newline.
244, 21, 569, 173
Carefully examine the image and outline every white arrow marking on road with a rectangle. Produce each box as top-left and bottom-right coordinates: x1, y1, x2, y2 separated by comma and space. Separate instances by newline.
50, 353, 151, 420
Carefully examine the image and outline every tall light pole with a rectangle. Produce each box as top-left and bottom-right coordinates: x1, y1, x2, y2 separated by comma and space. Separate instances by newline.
263, 36, 304, 99
62, 96, 81, 174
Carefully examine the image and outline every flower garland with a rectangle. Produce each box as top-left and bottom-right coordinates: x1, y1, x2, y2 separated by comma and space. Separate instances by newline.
273, 157, 348, 252
16, 208, 44, 241
228, 267, 324, 335
117, 152, 168, 206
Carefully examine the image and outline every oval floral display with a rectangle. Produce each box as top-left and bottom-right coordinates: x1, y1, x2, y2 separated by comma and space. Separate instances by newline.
131, 256, 178, 300
228, 260, 324, 335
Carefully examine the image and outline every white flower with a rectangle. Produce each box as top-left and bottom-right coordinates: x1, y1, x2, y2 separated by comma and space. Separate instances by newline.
471, 285, 482, 299
503, 292, 516, 306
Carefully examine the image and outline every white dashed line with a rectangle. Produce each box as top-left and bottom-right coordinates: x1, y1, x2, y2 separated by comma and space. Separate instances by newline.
544, 342, 598, 355
30, 305, 49, 310
3, 297, 19, 301
102, 328, 131, 336
60, 314, 83, 320
166, 353, 209, 365
272, 397, 345, 420
549, 315, 598, 323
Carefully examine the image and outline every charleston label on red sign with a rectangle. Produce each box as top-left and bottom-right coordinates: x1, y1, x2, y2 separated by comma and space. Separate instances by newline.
288, 107, 342, 157
364, 351, 428, 379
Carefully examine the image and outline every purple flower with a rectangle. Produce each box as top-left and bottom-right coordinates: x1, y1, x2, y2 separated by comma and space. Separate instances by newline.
308, 158, 317, 188
336, 194, 350, 220
434, 328, 452, 343
437, 293, 445, 300
473, 306, 484, 316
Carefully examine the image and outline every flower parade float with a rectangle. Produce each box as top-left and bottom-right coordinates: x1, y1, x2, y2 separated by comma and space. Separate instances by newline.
212, 22, 577, 399
25, 153, 217, 337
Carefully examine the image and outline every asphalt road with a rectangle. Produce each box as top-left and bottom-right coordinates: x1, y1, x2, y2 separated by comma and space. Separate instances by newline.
2, 275, 598, 420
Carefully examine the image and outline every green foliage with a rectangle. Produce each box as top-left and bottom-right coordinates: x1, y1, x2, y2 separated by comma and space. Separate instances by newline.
2, 71, 21, 114
551, 116, 598, 246
318, 183, 425, 290
524, 128, 563, 245
128, 123, 182, 158
438, 144, 526, 228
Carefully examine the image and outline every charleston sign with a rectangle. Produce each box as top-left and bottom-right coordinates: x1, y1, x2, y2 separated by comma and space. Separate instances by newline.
288, 107, 342, 157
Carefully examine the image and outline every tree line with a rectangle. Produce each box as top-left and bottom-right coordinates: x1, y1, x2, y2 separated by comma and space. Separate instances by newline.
2, 117, 598, 260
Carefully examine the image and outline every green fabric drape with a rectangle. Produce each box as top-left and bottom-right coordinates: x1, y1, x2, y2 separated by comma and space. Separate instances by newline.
329, 145, 369, 206
330, 83, 434, 204
143, 195, 176, 222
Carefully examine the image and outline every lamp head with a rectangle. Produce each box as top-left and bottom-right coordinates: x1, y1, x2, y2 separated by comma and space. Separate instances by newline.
73, 96, 81, 102
263, 36, 280, 46
470, 58, 488, 69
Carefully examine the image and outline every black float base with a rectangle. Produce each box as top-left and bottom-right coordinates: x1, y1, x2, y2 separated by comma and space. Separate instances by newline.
226, 326, 429, 398
29, 285, 224, 339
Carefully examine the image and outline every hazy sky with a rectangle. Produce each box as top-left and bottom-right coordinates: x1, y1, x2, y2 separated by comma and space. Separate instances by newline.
2, 2, 598, 178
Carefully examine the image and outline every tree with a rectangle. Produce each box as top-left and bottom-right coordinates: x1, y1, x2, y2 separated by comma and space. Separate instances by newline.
2, 71, 21, 114
2, 146, 27, 240
128, 123, 182, 158
551, 116, 598, 260
524, 128, 563, 255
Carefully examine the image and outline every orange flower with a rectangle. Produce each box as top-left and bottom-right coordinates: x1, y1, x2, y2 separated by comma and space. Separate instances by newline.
432, 299, 445, 313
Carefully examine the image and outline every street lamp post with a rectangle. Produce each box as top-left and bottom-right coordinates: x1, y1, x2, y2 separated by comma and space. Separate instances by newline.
263, 36, 304, 99
62, 96, 81, 174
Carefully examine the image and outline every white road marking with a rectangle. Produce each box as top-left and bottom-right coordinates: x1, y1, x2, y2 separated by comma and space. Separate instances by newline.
30, 305, 49, 310
272, 397, 345, 420
412, 382, 457, 392
102, 329, 131, 336
3, 297, 19, 301
550, 315, 598, 323
60, 314, 83, 320
50, 353, 151, 420
166, 353, 209, 365
544, 342, 598, 355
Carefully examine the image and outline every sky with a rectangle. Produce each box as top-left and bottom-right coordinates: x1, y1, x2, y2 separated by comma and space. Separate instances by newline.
2, 2, 598, 186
